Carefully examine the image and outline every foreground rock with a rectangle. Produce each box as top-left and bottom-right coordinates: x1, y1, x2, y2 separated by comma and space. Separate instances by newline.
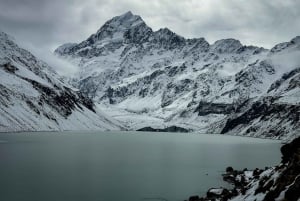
186, 136, 300, 201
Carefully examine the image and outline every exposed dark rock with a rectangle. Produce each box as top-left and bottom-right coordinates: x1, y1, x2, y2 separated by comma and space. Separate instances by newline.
100, 69, 166, 104
188, 195, 200, 201
152, 28, 186, 49
0, 84, 11, 105
221, 98, 300, 137
166, 64, 187, 77
137, 126, 189, 133
268, 68, 300, 93
226, 166, 234, 173
20, 77, 96, 118
270, 36, 300, 54
285, 176, 300, 201
26, 100, 40, 115
281, 137, 300, 163
255, 178, 274, 195
194, 101, 235, 116
1, 63, 19, 73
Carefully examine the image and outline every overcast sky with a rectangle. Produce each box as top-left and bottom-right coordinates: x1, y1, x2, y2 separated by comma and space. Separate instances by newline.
0, 0, 300, 73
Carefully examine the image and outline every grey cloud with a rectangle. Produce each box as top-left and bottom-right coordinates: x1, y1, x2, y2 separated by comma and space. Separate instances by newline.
0, 0, 299, 72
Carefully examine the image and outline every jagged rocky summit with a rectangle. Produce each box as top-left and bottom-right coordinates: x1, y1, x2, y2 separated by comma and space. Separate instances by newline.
0, 31, 123, 132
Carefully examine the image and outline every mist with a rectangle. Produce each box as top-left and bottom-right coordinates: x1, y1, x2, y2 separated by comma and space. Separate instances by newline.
15, 39, 79, 76
270, 50, 300, 75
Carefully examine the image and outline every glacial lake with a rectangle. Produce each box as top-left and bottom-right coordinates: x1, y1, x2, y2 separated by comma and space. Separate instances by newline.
0, 131, 281, 201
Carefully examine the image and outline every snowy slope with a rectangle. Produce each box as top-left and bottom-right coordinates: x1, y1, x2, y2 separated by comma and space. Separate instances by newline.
55, 12, 300, 140
0, 31, 123, 132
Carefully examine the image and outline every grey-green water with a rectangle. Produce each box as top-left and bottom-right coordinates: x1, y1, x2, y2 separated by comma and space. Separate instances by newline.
0, 131, 281, 201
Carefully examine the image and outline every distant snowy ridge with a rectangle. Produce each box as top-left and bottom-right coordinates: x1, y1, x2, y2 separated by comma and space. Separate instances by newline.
0, 31, 123, 132
55, 11, 299, 140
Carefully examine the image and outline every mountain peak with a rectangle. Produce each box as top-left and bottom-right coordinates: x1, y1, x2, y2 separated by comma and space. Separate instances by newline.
90, 11, 148, 43
210, 38, 243, 53
112, 11, 142, 24
153, 27, 184, 40
103, 11, 144, 30
151, 28, 186, 48
156, 28, 173, 34
119, 11, 134, 18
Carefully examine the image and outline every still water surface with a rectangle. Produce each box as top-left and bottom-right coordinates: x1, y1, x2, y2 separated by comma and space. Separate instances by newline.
0, 131, 281, 201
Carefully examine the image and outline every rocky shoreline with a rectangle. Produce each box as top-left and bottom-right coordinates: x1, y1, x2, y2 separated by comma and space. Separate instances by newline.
186, 136, 300, 201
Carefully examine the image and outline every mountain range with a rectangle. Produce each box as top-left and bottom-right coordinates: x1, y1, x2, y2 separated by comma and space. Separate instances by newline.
53, 11, 300, 140
0, 11, 298, 139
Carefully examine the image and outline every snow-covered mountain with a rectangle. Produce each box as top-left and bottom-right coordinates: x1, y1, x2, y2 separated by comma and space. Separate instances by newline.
55, 11, 300, 140
0, 31, 123, 132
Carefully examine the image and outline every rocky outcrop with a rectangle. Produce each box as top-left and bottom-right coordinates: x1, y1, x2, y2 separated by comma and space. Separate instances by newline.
186, 136, 300, 201
221, 98, 300, 139
194, 101, 235, 116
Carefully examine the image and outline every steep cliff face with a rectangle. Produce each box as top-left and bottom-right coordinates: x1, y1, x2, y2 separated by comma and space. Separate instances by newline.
0, 31, 123, 132
55, 12, 300, 139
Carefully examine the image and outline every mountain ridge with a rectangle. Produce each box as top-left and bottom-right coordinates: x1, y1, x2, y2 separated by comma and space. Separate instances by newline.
0, 31, 123, 132
55, 12, 267, 58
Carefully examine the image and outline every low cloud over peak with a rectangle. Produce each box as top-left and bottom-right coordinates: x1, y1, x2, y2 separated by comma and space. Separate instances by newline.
0, 0, 299, 53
